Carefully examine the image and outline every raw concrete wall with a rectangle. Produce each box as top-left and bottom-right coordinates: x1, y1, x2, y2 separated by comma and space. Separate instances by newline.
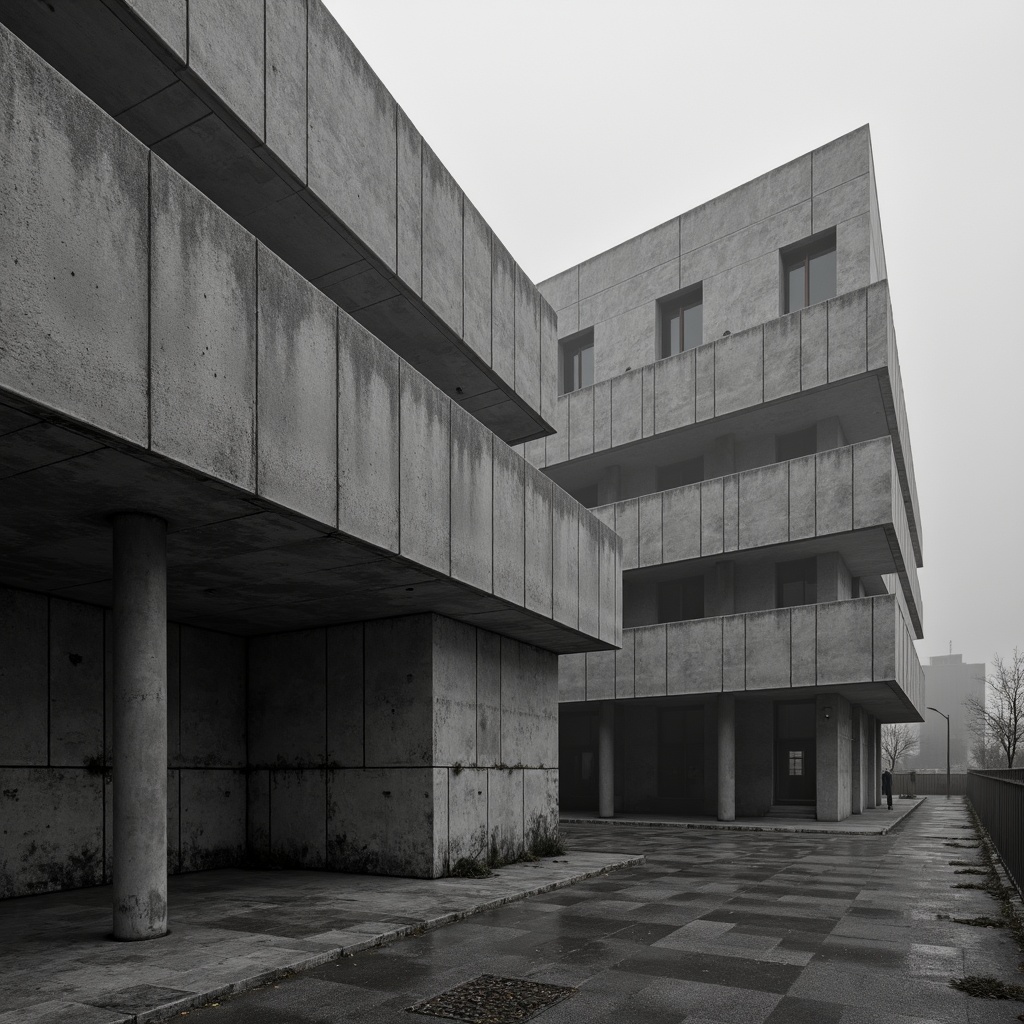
0, 27, 618, 654
735, 699, 773, 816
0, 9, 555, 442
0, 587, 245, 899
249, 614, 558, 878
816, 693, 853, 822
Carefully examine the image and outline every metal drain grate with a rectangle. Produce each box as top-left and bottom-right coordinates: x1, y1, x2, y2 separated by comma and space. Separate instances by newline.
408, 974, 576, 1023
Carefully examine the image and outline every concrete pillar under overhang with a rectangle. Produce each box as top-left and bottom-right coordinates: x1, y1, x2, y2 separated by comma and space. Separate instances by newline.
864, 714, 877, 809
875, 720, 883, 806
112, 513, 168, 941
598, 702, 615, 818
850, 706, 863, 814
717, 693, 735, 821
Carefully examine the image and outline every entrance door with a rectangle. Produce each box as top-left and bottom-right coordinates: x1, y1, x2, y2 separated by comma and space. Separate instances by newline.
775, 702, 816, 804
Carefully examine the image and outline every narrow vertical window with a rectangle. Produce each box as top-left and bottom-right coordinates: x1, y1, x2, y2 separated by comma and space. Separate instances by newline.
659, 285, 703, 358
783, 232, 837, 313
560, 329, 595, 395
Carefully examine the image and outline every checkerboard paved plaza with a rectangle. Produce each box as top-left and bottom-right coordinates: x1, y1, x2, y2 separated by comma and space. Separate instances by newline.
177, 798, 1023, 1024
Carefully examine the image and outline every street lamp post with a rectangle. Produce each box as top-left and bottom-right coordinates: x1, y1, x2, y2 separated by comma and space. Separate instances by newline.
927, 706, 950, 799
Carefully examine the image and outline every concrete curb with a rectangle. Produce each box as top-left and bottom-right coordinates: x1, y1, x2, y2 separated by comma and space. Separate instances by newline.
561, 800, 926, 837
138, 854, 645, 1024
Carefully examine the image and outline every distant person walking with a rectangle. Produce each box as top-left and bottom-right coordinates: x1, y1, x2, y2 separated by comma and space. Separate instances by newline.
881, 768, 893, 810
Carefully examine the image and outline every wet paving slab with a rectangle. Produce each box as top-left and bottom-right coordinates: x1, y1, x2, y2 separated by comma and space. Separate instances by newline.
3, 798, 1024, 1023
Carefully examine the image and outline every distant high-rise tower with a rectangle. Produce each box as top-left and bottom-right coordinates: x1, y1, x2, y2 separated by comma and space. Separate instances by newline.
911, 655, 986, 770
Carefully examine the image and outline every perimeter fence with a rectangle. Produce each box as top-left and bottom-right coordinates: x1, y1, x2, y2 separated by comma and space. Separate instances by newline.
967, 768, 1024, 898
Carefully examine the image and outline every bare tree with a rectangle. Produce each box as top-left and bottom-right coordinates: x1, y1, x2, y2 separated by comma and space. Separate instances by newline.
881, 723, 919, 770
965, 649, 1024, 768
968, 731, 1004, 769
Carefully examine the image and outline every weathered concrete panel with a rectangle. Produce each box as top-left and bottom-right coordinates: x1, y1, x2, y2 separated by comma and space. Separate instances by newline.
179, 769, 245, 871
501, 640, 556, 767
257, 245, 337, 523
524, 768, 559, 848
616, 499, 640, 571
615, 630, 635, 699
551, 489, 579, 629
738, 464, 788, 549
432, 617, 478, 767
813, 173, 869, 233
492, 444, 526, 606
308, 4, 396, 270
246, 768, 271, 862
0, 768, 103, 897
488, 769, 524, 863
642, 366, 656, 437
578, 511, 602, 640
248, 629, 326, 767
538, 267, 578, 313
491, 239, 516, 389
422, 143, 463, 337
476, 631, 501, 764
545, 395, 568, 466
396, 107, 422, 296
763, 312, 801, 403
816, 447, 854, 537
579, 217, 678, 298
585, 651, 614, 701
595, 305, 652, 382
327, 623, 363, 767
593, 379, 613, 452
837, 214, 871, 297
745, 610, 791, 690
400, 365, 451, 574
448, 767, 488, 863
788, 455, 816, 541
700, 478, 725, 556
0, 589, 47, 765
703, 253, 778, 344
450, 405, 493, 593
872, 597, 897, 681
638, 493, 662, 568
662, 486, 701, 563
828, 289, 867, 382
559, 653, 586, 703
568, 387, 595, 459
800, 302, 828, 392
124, 0, 187, 60
722, 614, 745, 691
364, 616, 433, 767
654, 350, 696, 432
328, 767, 437, 877
270, 769, 326, 867
151, 159, 256, 489
634, 625, 666, 698
48, 599, 103, 767
695, 344, 715, 421
813, 126, 870, 196
265, 0, 308, 181
524, 466, 553, 618
180, 627, 245, 768
515, 266, 541, 413
866, 281, 889, 372
853, 439, 892, 530
580, 257, 678, 328
463, 199, 492, 365
611, 372, 643, 447
715, 327, 763, 416
0, 30, 150, 445
189, 0, 264, 139
540, 305, 558, 427
790, 606, 817, 688
598, 524, 617, 645
337, 313, 401, 551
668, 618, 722, 694
817, 600, 873, 685
723, 474, 739, 552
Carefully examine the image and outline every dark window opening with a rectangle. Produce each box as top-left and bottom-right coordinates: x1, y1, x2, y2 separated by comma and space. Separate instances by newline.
783, 232, 836, 313
656, 456, 704, 491
776, 426, 817, 462
657, 577, 705, 623
776, 557, 817, 608
560, 329, 594, 395
569, 482, 600, 508
660, 286, 703, 358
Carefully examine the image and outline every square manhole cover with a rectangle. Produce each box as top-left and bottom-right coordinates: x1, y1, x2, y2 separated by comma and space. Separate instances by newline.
408, 974, 576, 1023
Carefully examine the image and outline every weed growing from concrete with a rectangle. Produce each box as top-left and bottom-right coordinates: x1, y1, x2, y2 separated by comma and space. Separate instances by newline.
449, 857, 492, 878
950, 976, 1024, 1000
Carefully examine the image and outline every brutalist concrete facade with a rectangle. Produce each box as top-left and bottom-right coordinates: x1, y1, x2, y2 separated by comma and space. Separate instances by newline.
524, 126, 925, 823
0, 3, 618, 928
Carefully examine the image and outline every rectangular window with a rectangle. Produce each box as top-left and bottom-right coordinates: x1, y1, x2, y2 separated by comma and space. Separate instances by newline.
788, 750, 804, 776
560, 329, 594, 395
656, 576, 704, 623
776, 557, 817, 608
783, 232, 836, 313
776, 426, 816, 462
656, 456, 703, 491
660, 286, 703, 358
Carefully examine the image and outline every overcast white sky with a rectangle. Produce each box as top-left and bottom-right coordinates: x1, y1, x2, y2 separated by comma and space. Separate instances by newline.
328, 0, 1024, 677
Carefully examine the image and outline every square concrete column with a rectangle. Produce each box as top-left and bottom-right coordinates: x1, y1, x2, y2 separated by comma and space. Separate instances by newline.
717, 693, 735, 821
875, 719, 882, 806
112, 513, 168, 941
864, 714, 877, 809
598, 701, 615, 818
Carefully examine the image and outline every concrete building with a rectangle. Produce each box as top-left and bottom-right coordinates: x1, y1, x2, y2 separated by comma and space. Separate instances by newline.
0, 3, 620, 936
909, 654, 985, 770
523, 126, 925, 822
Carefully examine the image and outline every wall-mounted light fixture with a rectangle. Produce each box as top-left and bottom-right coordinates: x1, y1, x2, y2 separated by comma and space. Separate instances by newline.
823, 706, 832, 720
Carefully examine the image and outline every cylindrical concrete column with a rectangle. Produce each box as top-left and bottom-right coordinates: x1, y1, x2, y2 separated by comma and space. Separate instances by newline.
112, 513, 168, 941
598, 702, 615, 818
717, 693, 735, 821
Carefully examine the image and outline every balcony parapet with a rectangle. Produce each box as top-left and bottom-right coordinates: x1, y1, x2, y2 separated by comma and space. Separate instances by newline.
590, 436, 921, 637
527, 281, 921, 567
561, 594, 923, 721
